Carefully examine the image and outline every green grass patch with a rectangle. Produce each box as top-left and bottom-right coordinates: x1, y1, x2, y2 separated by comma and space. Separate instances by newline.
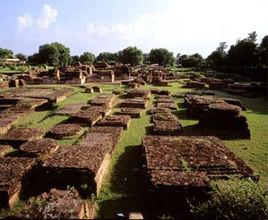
96, 97, 153, 218
192, 178, 268, 219
1, 81, 267, 218
13, 111, 68, 131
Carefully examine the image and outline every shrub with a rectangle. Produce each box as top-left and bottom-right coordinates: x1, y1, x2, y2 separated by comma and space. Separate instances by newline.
192, 178, 268, 220
17, 66, 28, 73
9, 65, 17, 71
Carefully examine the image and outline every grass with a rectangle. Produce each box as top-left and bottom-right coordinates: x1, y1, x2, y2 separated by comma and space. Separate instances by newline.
1, 80, 267, 218
12, 86, 99, 146
192, 178, 268, 219
96, 82, 268, 217
96, 96, 153, 218
142, 82, 268, 184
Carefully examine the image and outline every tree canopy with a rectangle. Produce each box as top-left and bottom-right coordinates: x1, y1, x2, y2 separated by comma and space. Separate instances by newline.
2, 31, 267, 80
80, 52, 95, 64
117, 46, 143, 66
206, 42, 228, 71
259, 35, 268, 67
0, 48, 13, 59
178, 53, 205, 68
15, 53, 27, 61
96, 52, 117, 62
227, 32, 258, 73
148, 48, 175, 66
31, 42, 71, 66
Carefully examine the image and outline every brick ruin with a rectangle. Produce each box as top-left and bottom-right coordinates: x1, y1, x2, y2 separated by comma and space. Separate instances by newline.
0, 89, 131, 218
13, 188, 94, 219
0, 75, 264, 218
184, 94, 250, 138
143, 135, 255, 196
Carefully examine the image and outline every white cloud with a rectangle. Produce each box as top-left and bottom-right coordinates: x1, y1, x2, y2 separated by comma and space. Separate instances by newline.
17, 4, 57, 31
17, 14, 33, 31
37, 4, 58, 29
14, 0, 268, 56
85, 0, 268, 56
87, 22, 137, 41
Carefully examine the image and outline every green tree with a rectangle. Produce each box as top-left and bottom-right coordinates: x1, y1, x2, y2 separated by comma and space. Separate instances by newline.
80, 52, 95, 64
247, 31, 257, 43
143, 53, 150, 64
96, 52, 117, 62
117, 46, 143, 66
227, 32, 258, 74
28, 53, 39, 64
207, 42, 228, 71
148, 48, 175, 66
0, 48, 13, 59
55, 42, 71, 66
37, 42, 71, 66
217, 42, 228, 52
258, 35, 268, 67
38, 44, 59, 66
70, 55, 80, 64
176, 53, 181, 66
179, 53, 205, 68
15, 53, 27, 61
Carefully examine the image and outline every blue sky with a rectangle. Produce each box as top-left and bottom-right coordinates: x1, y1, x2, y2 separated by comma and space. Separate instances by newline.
0, 0, 267, 57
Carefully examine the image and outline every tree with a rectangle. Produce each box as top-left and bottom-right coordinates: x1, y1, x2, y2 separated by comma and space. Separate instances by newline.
80, 52, 95, 64
55, 42, 71, 66
117, 46, 143, 66
15, 53, 27, 61
176, 53, 181, 66
217, 42, 228, 52
37, 42, 71, 66
96, 52, 117, 62
258, 35, 268, 67
247, 31, 257, 43
148, 48, 175, 66
207, 51, 227, 71
207, 42, 228, 71
38, 44, 59, 66
227, 32, 258, 74
28, 53, 40, 64
143, 53, 150, 64
179, 53, 205, 68
0, 48, 13, 59
70, 55, 80, 64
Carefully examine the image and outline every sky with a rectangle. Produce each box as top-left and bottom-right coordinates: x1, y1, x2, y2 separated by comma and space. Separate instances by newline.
0, 0, 267, 57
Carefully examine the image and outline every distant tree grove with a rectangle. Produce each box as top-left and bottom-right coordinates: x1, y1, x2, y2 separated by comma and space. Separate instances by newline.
1, 31, 267, 79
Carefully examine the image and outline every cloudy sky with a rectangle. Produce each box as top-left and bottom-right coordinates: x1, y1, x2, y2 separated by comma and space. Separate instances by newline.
0, 0, 267, 57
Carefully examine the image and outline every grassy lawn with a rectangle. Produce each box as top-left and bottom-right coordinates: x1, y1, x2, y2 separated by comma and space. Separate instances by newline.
143, 82, 268, 184
1, 81, 267, 217
95, 82, 268, 217
96, 95, 153, 218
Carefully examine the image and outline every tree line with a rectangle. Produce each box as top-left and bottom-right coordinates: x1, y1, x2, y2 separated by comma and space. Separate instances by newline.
0, 31, 267, 78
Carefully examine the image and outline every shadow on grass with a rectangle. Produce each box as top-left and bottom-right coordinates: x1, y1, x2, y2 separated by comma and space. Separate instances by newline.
174, 109, 193, 120
97, 145, 147, 218
174, 108, 251, 140
109, 145, 146, 194
177, 101, 185, 109
182, 124, 251, 140
98, 195, 196, 219
97, 195, 147, 219
36, 112, 56, 123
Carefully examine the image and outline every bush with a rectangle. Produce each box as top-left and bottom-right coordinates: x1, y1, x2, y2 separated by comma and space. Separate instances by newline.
9, 65, 17, 71
148, 48, 175, 66
17, 66, 29, 73
192, 179, 268, 220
